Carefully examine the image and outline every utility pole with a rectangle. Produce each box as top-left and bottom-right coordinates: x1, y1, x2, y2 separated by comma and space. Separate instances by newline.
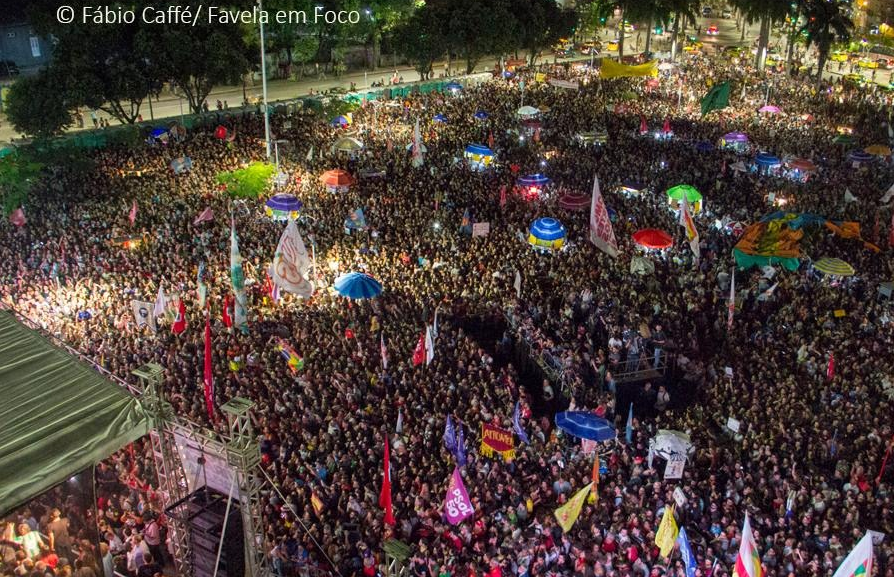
258, 0, 271, 158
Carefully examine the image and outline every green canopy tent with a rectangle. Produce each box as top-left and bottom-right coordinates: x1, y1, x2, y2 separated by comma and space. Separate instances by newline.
0, 311, 151, 514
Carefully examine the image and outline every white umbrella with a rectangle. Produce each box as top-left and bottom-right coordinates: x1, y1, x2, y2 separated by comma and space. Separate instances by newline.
517, 105, 540, 118
629, 255, 655, 275
658, 62, 675, 71
649, 429, 693, 460
333, 137, 364, 152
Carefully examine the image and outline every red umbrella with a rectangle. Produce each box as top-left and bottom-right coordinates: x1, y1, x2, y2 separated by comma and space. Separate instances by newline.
320, 169, 354, 187
639, 115, 648, 135
633, 228, 673, 249
214, 125, 227, 139
788, 158, 816, 172
559, 193, 590, 211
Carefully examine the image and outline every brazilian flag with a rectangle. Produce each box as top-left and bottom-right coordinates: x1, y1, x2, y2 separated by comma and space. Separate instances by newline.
701, 81, 731, 116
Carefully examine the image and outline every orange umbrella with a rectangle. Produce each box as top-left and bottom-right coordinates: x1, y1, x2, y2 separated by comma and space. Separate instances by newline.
320, 169, 354, 187
788, 158, 816, 172
633, 228, 673, 249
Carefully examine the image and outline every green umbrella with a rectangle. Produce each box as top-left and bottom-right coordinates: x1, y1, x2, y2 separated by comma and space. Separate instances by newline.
814, 257, 855, 277
833, 134, 854, 145
666, 184, 702, 203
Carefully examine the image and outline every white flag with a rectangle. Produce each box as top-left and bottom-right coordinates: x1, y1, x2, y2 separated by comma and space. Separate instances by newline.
153, 284, 168, 318
844, 189, 857, 203
132, 300, 157, 332
514, 270, 522, 298
433, 306, 440, 338
588, 174, 619, 258
306, 145, 314, 162
727, 267, 735, 330
396, 408, 404, 435
425, 325, 435, 365
271, 218, 314, 298
412, 118, 424, 168
380, 333, 389, 369
679, 193, 700, 260
831, 533, 873, 577
881, 182, 894, 204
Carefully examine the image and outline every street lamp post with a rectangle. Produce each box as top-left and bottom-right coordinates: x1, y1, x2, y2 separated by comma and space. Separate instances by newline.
258, 0, 272, 159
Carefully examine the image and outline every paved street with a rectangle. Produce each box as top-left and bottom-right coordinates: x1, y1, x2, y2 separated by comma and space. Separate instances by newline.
0, 14, 890, 144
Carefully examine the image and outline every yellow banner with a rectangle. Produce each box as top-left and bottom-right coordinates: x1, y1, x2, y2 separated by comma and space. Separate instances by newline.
534, 73, 547, 83
600, 59, 659, 79
655, 504, 679, 557
554, 483, 592, 533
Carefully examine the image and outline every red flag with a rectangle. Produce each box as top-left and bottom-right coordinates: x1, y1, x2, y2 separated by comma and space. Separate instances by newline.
172, 299, 187, 334
193, 207, 214, 225
379, 435, 396, 525
381, 333, 389, 369
9, 208, 26, 227
128, 200, 138, 225
827, 352, 835, 380
203, 313, 214, 418
412, 331, 426, 366
488, 131, 494, 149
639, 115, 647, 135
499, 185, 507, 209
222, 294, 233, 328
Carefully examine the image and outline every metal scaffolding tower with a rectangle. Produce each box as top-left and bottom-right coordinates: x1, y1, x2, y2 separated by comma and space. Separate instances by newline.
221, 397, 270, 577
132, 366, 271, 577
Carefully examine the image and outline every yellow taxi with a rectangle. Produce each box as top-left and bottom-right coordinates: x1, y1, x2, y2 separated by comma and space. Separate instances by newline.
607, 40, 619, 51
844, 73, 867, 86
683, 41, 703, 53
857, 58, 878, 69
830, 51, 848, 62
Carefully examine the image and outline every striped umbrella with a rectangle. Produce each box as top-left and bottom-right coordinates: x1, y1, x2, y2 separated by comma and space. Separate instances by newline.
558, 193, 590, 211
755, 153, 781, 166
848, 149, 874, 163
814, 257, 855, 277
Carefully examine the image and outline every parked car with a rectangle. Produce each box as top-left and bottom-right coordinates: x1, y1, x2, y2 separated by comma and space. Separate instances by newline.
830, 51, 848, 62
844, 73, 867, 87
857, 58, 878, 69
722, 9, 732, 18
702, 6, 712, 16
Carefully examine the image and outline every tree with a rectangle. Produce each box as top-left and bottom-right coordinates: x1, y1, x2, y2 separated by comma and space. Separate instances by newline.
4, 71, 73, 139
801, 0, 854, 81
360, 0, 416, 69
0, 154, 44, 215
731, 0, 790, 68
394, 6, 447, 80
139, 0, 255, 114
511, 0, 576, 65
440, 0, 515, 73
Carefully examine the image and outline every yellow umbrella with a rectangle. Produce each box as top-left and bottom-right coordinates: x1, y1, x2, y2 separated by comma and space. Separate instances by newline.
864, 144, 891, 156
814, 257, 855, 277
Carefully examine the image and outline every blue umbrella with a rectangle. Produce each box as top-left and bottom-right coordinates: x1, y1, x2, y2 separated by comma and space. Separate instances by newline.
151, 127, 168, 138
330, 116, 350, 127
265, 194, 303, 213
502, 71, 514, 78
433, 114, 448, 123
529, 217, 566, 241
445, 82, 463, 91
334, 272, 383, 299
755, 152, 781, 166
465, 144, 493, 156
473, 111, 489, 121
555, 412, 616, 442
848, 149, 874, 163
517, 173, 552, 187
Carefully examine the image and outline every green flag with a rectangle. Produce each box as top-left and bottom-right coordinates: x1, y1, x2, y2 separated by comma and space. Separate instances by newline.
701, 81, 730, 116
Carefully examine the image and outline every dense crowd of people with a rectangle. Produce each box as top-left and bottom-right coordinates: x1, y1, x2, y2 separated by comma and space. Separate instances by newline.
1, 45, 894, 577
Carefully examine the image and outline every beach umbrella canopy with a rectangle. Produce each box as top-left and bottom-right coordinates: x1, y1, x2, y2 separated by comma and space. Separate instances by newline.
630, 255, 655, 275
833, 134, 854, 145
788, 158, 817, 172
722, 131, 749, 143
444, 82, 463, 91
621, 180, 646, 192
320, 169, 354, 187
522, 119, 542, 129
558, 193, 590, 211
151, 127, 169, 138
555, 412, 616, 442
330, 115, 352, 127
666, 184, 702, 203
633, 228, 673, 249
865, 144, 891, 156
265, 194, 303, 213
657, 62, 675, 71
756, 153, 781, 166
433, 114, 448, 123
518, 174, 551, 187
334, 272, 383, 299
333, 137, 364, 152
649, 430, 694, 460
848, 149, 874, 163
758, 105, 781, 114
814, 257, 855, 277
473, 111, 489, 120
465, 144, 493, 156
517, 105, 540, 117
529, 217, 566, 241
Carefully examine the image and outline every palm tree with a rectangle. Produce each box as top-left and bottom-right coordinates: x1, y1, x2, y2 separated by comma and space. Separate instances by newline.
665, 0, 699, 61
730, 0, 791, 69
800, 0, 853, 82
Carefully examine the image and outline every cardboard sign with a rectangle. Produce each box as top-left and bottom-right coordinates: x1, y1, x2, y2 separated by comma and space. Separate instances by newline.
673, 486, 687, 507
833, 309, 846, 317
548, 78, 580, 90
472, 222, 491, 237
664, 455, 686, 480
726, 417, 741, 433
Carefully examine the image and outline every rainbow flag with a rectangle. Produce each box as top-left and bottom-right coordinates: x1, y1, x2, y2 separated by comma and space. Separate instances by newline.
733, 514, 762, 577
276, 338, 304, 372
831, 533, 874, 577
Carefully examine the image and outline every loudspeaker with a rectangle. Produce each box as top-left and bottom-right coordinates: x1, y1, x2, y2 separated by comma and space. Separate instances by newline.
166, 488, 245, 577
